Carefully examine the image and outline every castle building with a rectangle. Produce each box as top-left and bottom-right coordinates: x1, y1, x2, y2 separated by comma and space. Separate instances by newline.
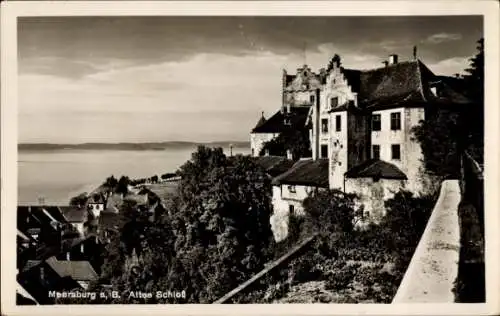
256, 52, 471, 240
250, 65, 324, 157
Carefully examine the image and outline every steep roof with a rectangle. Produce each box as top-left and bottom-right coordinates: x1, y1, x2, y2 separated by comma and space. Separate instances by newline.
59, 206, 87, 223
251, 106, 310, 134
272, 159, 329, 187
98, 211, 123, 230
345, 159, 407, 180
253, 112, 267, 130
46, 257, 98, 282
253, 156, 296, 177
342, 68, 362, 93
357, 60, 471, 110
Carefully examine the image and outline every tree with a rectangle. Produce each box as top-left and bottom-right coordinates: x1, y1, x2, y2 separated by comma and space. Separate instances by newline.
462, 38, 484, 163
103, 175, 118, 191
463, 38, 484, 104
260, 128, 311, 159
116, 176, 130, 196
301, 189, 359, 253
151, 175, 158, 183
69, 193, 88, 207
411, 109, 463, 177
98, 146, 275, 303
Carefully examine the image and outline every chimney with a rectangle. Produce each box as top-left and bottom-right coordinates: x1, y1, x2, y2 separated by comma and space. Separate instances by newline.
413, 46, 417, 60
388, 54, 398, 65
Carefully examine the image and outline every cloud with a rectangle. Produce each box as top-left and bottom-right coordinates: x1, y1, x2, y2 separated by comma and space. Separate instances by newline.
428, 56, 470, 76
425, 33, 462, 44
18, 42, 417, 143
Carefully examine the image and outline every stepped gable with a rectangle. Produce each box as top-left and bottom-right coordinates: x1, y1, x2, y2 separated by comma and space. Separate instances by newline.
272, 158, 329, 187
251, 106, 310, 134
345, 159, 407, 180
284, 65, 322, 92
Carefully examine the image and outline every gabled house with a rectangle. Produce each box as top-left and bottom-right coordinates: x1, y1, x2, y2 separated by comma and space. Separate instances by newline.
250, 64, 322, 157
250, 106, 310, 157
59, 206, 89, 236
87, 193, 106, 218
270, 158, 329, 242
17, 256, 97, 304
56, 234, 104, 275
257, 52, 471, 239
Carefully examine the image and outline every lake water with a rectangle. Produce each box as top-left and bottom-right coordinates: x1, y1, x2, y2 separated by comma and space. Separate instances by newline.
18, 146, 251, 205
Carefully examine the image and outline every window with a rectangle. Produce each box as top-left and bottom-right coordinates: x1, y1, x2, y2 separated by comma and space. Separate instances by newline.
335, 115, 341, 132
391, 144, 401, 160
321, 118, 328, 133
284, 118, 291, 126
390, 112, 401, 130
289, 204, 295, 216
372, 145, 380, 160
330, 97, 338, 108
251, 148, 255, 156
288, 185, 296, 193
372, 114, 381, 131
321, 145, 328, 158
310, 94, 316, 104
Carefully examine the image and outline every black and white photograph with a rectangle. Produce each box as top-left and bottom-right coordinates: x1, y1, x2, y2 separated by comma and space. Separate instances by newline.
1, 1, 498, 315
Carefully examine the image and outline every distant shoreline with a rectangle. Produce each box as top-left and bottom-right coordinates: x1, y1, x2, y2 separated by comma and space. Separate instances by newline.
18, 141, 250, 152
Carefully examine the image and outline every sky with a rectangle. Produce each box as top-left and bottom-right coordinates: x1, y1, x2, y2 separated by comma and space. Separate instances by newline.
18, 16, 483, 143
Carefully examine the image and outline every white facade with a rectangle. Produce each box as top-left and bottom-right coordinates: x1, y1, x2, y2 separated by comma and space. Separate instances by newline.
345, 177, 407, 225
270, 184, 316, 242
328, 111, 349, 190
370, 107, 425, 193
250, 132, 278, 157
88, 203, 104, 218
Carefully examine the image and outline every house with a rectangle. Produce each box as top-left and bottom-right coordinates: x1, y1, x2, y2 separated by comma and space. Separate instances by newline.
344, 159, 408, 223
250, 105, 310, 157
87, 193, 106, 218
98, 211, 124, 242
17, 206, 67, 245
250, 65, 323, 157
56, 234, 104, 275
59, 206, 89, 236
309, 54, 470, 222
256, 52, 471, 238
270, 158, 329, 242
17, 257, 98, 304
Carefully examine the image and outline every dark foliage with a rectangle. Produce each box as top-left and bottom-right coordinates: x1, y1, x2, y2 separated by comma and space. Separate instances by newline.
69, 193, 88, 207
259, 128, 311, 159
96, 146, 275, 303
412, 38, 484, 174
